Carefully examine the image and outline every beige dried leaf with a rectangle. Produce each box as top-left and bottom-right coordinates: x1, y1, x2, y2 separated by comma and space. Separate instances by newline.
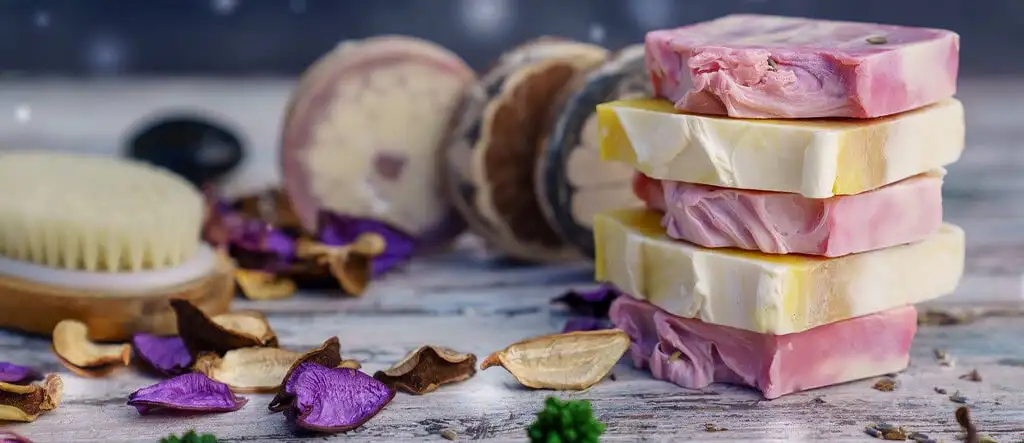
171, 299, 279, 357
235, 269, 297, 300
51, 319, 131, 377
373, 345, 477, 395
0, 374, 63, 422
193, 347, 302, 393
481, 329, 629, 390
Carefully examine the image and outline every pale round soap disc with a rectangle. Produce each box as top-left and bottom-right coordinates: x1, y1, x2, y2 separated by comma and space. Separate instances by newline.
0, 244, 217, 294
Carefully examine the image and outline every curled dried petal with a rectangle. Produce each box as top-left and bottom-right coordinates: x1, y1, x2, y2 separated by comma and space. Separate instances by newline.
0, 374, 63, 422
373, 346, 476, 395
295, 233, 386, 296
282, 362, 394, 433
127, 373, 247, 415
269, 337, 357, 412
235, 269, 297, 300
481, 329, 630, 390
131, 334, 192, 377
0, 363, 40, 385
171, 299, 278, 357
316, 211, 415, 277
51, 320, 131, 377
193, 347, 302, 393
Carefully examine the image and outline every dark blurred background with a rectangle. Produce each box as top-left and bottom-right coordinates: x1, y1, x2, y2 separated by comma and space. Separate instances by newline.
0, 0, 1020, 77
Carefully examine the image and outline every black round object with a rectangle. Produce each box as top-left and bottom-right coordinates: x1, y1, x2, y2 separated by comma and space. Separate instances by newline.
126, 116, 244, 187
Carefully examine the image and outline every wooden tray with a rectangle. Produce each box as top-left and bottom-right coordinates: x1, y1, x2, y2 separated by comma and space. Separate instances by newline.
0, 254, 236, 341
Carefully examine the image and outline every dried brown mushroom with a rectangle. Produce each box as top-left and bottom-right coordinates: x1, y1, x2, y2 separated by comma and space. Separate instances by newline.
268, 336, 360, 412
0, 374, 63, 422
295, 233, 386, 296
193, 347, 302, 393
481, 329, 629, 390
51, 319, 131, 377
235, 269, 298, 300
170, 299, 278, 357
373, 346, 477, 395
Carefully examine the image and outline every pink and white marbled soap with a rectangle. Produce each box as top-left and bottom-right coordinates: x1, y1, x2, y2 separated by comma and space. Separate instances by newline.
610, 295, 916, 399
633, 172, 943, 257
645, 14, 959, 118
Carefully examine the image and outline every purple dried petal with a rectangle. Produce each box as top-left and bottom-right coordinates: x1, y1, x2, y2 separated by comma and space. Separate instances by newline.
283, 362, 394, 433
0, 362, 40, 385
551, 284, 622, 318
0, 430, 33, 443
316, 211, 415, 276
127, 373, 247, 415
131, 334, 193, 377
562, 317, 612, 333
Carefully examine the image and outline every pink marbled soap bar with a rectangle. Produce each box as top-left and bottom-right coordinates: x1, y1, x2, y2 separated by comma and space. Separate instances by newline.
633, 172, 943, 257
610, 295, 916, 399
645, 14, 959, 118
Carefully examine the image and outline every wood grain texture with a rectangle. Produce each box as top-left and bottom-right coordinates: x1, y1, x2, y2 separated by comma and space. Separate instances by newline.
1, 79, 1023, 442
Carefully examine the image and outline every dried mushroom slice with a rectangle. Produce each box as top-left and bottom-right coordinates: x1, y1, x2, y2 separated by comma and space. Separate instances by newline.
171, 299, 278, 357
481, 329, 629, 390
373, 345, 477, 395
538, 44, 651, 258
51, 320, 131, 377
193, 347, 303, 393
235, 269, 297, 300
268, 336, 359, 412
0, 374, 63, 422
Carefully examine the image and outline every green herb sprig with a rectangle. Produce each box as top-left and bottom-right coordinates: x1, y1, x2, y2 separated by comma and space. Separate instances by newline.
527, 397, 605, 443
160, 430, 219, 443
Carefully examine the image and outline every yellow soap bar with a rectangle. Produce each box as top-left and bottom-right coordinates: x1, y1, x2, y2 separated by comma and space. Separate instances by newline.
597, 98, 965, 198
594, 209, 964, 334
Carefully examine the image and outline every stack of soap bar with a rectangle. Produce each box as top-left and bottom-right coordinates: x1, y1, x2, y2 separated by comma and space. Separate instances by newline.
593, 14, 966, 399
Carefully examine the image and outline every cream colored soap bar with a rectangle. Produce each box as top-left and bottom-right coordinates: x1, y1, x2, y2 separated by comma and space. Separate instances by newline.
597, 99, 965, 197
594, 209, 964, 334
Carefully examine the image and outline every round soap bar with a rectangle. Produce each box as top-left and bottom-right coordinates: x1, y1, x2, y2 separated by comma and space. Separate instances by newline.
537, 45, 652, 258
280, 36, 476, 249
444, 39, 609, 263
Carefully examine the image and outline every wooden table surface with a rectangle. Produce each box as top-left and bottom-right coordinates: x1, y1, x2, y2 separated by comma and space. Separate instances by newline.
2, 80, 1024, 442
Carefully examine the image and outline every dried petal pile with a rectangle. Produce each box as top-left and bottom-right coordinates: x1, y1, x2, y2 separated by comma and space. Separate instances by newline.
0, 363, 40, 385
275, 362, 395, 433
0, 374, 63, 422
551, 285, 621, 333
204, 189, 416, 297
482, 330, 630, 390
51, 320, 131, 377
127, 373, 247, 415
373, 346, 477, 395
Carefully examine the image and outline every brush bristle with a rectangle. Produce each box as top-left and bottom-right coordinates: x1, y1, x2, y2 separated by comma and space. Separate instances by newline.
0, 152, 205, 272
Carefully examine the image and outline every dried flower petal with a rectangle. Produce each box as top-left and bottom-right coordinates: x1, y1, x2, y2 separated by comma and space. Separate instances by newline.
373, 346, 476, 395
282, 362, 394, 433
316, 211, 414, 277
955, 406, 979, 443
132, 334, 192, 377
561, 317, 611, 333
268, 337, 360, 412
171, 299, 278, 357
0, 374, 63, 422
481, 329, 630, 390
551, 284, 621, 318
194, 347, 302, 393
0, 363, 40, 385
127, 373, 247, 415
235, 269, 297, 300
295, 233, 387, 296
0, 430, 33, 442
51, 320, 131, 377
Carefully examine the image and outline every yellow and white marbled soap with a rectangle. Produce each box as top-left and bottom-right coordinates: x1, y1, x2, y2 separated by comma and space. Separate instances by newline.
594, 209, 964, 335
597, 98, 965, 198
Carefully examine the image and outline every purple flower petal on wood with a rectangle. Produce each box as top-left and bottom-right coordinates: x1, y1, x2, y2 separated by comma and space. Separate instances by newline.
131, 334, 193, 377
551, 284, 622, 318
282, 362, 394, 433
127, 373, 247, 415
316, 211, 415, 277
0, 362, 40, 385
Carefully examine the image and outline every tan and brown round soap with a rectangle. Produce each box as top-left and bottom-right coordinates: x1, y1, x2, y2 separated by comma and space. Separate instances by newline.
445, 38, 609, 263
536, 45, 652, 258
280, 36, 477, 250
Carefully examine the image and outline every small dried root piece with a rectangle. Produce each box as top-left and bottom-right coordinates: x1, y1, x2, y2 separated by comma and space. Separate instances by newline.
268, 336, 360, 412
481, 329, 629, 390
295, 232, 387, 296
373, 346, 477, 395
171, 299, 278, 357
51, 320, 131, 377
193, 347, 302, 393
235, 269, 297, 300
0, 374, 63, 422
